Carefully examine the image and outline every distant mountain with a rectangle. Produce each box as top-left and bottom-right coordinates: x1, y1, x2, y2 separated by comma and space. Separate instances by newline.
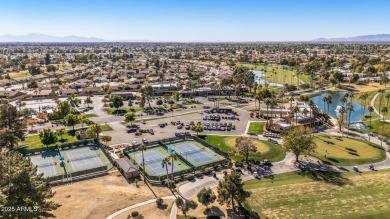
0, 33, 106, 42
313, 34, 390, 42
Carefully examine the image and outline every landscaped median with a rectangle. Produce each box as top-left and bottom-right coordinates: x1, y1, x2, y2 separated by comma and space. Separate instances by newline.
311, 135, 386, 166
199, 135, 285, 162
247, 122, 266, 135
244, 170, 390, 218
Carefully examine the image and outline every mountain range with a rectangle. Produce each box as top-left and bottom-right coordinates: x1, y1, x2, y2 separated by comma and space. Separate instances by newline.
0, 34, 106, 42
313, 34, 390, 42
1, 33, 390, 42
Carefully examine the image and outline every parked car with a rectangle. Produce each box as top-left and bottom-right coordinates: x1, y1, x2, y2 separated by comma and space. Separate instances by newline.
177, 124, 183, 129
142, 138, 148, 143
132, 141, 140, 146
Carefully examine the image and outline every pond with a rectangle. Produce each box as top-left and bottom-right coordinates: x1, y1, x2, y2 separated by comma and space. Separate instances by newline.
310, 92, 367, 122
253, 70, 284, 87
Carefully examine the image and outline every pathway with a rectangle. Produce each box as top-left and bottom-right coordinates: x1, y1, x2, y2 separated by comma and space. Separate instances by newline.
105, 195, 176, 219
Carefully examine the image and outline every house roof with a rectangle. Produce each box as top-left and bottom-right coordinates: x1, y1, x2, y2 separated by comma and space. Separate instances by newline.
115, 157, 139, 173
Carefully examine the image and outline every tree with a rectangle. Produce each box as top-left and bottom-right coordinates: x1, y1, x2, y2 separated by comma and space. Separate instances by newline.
67, 94, 81, 111
169, 152, 178, 185
217, 170, 250, 212
78, 114, 88, 129
290, 105, 300, 124
0, 104, 26, 150
161, 157, 171, 187
56, 128, 66, 141
234, 137, 257, 163
346, 99, 353, 123
39, 129, 58, 148
128, 99, 133, 107
156, 99, 163, 106
140, 85, 154, 108
44, 53, 51, 65
100, 135, 112, 145
64, 114, 78, 130
139, 144, 147, 182
197, 187, 216, 209
125, 112, 136, 124
56, 101, 71, 119
325, 94, 332, 114
85, 96, 93, 108
0, 151, 60, 218
337, 106, 346, 132
139, 96, 146, 108
86, 123, 102, 139
190, 124, 204, 136
176, 197, 198, 218
368, 106, 374, 127
378, 89, 385, 120
172, 92, 181, 103
382, 106, 388, 122
308, 100, 316, 129
282, 126, 317, 162
110, 95, 124, 113
15, 99, 26, 112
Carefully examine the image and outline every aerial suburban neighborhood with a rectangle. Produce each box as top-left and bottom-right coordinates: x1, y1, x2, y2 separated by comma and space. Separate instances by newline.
1, 1, 390, 219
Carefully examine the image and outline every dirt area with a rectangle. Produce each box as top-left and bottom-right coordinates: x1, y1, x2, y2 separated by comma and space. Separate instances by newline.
114, 200, 175, 219
50, 171, 172, 219
178, 188, 243, 219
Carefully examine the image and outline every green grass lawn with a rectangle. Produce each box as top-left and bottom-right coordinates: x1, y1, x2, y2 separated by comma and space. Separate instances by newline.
373, 91, 390, 120
247, 122, 265, 135
199, 135, 285, 162
100, 124, 113, 132
83, 113, 97, 118
312, 135, 386, 166
20, 130, 78, 150
237, 63, 311, 84
8, 70, 31, 79
244, 170, 390, 219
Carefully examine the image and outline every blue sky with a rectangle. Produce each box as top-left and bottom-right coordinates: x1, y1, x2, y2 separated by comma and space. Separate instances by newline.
0, 0, 389, 41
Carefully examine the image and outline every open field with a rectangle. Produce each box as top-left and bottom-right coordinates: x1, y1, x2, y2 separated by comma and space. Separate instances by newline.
340, 82, 390, 92
8, 70, 31, 78
312, 135, 386, 166
244, 170, 390, 219
51, 171, 171, 219
247, 122, 265, 135
237, 63, 311, 84
199, 135, 285, 162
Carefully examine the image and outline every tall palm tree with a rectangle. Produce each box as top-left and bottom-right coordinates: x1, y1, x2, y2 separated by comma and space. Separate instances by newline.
359, 93, 368, 118
139, 144, 147, 182
347, 103, 354, 134
325, 95, 332, 114
348, 91, 354, 104
340, 96, 348, 110
161, 157, 170, 187
378, 89, 385, 120
279, 89, 286, 117
322, 96, 327, 113
289, 95, 295, 109
337, 106, 346, 132
265, 98, 272, 127
169, 152, 178, 184
291, 106, 300, 124
308, 100, 316, 129
269, 97, 277, 118
368, 106, 374, 127
381, 106, 388, 147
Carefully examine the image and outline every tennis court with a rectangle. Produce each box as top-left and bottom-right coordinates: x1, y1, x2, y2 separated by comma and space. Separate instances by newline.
173, 142, 217, 166
134, 150, 180, 176
30, 155, 58, 177
62, 147, 106, 172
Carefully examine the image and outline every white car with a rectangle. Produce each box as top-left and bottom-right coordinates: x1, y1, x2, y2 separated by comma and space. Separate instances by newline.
132, 141, 140, 146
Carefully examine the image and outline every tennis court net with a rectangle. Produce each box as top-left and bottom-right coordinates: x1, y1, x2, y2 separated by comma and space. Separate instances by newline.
69, 154, 99, 162
180, 149, 204, 156
143, 158, 163, 165
37, 162, 56, 168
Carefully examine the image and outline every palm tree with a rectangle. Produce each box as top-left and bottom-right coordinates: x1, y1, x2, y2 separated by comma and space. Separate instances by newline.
337, 106, 346, 132
139, 144, 147, 182
291, 106, 300, 124
325, 95, 332, 114
346, 103, 354, 134
368, 106, 374, 127
359, 93, 368, 118
322, 96, 327, 113
378, 89, 385, 120
381, 106, 388, 147
289, 95, 295, 109
169, 152, 178, 184
269, 97, 277, 118
161, 157, 171, 187
308, 100, 316, 129
340, 96, 348, 110
279, 89, 286, 117
302, 108, 309, 118
265, 98, 272, 127
348, 91, 354, 104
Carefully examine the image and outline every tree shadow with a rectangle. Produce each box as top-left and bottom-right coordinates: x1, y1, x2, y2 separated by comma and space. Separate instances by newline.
157, 203, 168, 210
298, 169, 351, 186
59, 138, 69, 143
203, 206, 225, 217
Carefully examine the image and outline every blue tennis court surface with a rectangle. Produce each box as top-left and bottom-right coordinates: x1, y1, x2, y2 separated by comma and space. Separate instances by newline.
64, 148, 103, 172
173, 143, 216, 165
30, 156, 57, 177
135, 150, 179, 176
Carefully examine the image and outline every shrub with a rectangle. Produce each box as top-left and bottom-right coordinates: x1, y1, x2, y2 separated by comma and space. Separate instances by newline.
131, 211, 139, 217
156, 198, 164, 207
187, 174, 195, 180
